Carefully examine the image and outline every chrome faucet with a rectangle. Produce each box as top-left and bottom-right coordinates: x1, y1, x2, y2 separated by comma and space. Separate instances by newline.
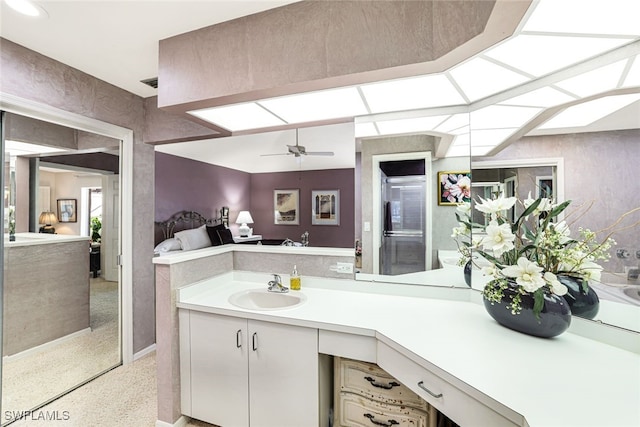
628, 268, 639, 281
267, 274, 289, 293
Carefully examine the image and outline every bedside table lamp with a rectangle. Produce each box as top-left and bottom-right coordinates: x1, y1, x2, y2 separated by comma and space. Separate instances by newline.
235, 211, 254, 237
39, 211, 58, 233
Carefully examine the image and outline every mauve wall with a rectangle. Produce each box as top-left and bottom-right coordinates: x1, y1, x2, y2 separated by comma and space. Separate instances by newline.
155, 153, 355, 248
250, 169, 355, 248
155, 152, 251, 243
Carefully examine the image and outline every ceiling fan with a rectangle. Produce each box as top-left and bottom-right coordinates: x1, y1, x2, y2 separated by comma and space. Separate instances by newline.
261, 129, 334, 158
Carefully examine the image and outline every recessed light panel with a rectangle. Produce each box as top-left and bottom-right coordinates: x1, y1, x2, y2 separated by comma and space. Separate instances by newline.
259, 87, 368, 123
622, 56, 640, 87
4, 140, 66, 156
360, 74, 466, 113
471, 105, 542, 130
538, 93, 640, 129
376, 115, 449, 135
485, 35, 630, 77
499, 87, 577, 108
554, 59, 628, 97
434, 114, 470, 134
523, 0, 640, 37
450, 57, 530, 101
355, 122, 378, 138
470, 129, 517, 155
188, 103, 286, 132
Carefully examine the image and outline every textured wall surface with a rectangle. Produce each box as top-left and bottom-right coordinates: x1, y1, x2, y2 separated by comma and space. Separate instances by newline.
1, 37, 155, 354
3, 240, 89, 356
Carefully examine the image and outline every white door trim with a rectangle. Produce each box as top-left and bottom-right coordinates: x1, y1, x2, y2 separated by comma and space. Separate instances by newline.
1, 92, 134, 365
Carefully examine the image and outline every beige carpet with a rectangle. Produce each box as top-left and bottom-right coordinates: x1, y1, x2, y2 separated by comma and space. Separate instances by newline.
7, 353, 216, 427
2, 277, 120, 423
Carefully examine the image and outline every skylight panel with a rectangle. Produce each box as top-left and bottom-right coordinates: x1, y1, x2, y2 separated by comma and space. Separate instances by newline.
523, 0, 640, 37
449, 57, 530, 102
360, 74, 466, 114
470, 129, 517, 156
554, 59, 628, 97
4, 140, 66, 157
484, 35, 631, 77
259, 87, 368, 123
538, 93, 640, 129
470, 105, 542, 130
434, 114, 470, 134
622, 56, 640, 87
355, 122, 378, 138
375, 115, 449, 135
189, 103, 286, 132
498, 87, 576, 108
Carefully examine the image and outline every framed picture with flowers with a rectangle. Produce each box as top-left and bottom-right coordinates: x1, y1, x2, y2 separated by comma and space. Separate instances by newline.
438, 171, 471, 206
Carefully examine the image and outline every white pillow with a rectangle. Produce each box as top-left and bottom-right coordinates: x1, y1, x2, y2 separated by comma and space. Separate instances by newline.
154, 238, 182, 254
174, 225, 212, 251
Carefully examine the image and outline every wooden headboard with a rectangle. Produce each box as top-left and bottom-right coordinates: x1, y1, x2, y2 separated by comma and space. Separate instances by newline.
155, 210, 222, 244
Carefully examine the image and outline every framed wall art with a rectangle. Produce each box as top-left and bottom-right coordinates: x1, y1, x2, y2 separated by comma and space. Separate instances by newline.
438, 171, 471, 206
311, 190, 339, 225
274, 189, 299, 225
57, 198, 77, 223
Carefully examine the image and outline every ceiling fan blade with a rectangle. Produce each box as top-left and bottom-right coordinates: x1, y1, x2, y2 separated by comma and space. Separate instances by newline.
305, 151, 334, 156
260, 152, 292, 157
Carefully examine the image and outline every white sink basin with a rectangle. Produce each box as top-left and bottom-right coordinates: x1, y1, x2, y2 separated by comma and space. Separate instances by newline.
228, 288, 307, 311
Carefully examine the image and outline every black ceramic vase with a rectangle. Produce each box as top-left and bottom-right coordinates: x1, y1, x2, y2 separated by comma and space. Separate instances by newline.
556, 275, 600, 319
463, 260, 472, 287
483, 280, 571, 338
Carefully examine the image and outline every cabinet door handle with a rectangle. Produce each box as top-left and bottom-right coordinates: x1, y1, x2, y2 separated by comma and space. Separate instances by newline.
252, 332, 258, 351
364, 376, 401, 390
236, 329, 242, 348
363, 413, 399, 426
417, 380, 443, 398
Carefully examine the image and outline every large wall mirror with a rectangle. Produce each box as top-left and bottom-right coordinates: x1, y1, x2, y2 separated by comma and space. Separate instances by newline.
2, 112, 122, 423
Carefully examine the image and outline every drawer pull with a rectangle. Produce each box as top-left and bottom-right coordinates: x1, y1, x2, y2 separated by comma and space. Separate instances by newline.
364, 376, 401, 390
236, 329, 242, 348
252, 332, 258, 351
363, 413, 400, 426
417, 380, 443, 398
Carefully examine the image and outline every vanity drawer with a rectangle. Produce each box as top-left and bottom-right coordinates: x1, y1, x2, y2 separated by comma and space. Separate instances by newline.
377, 342, 522, 427
337, 358, 429, 411
338, 393, 434, 427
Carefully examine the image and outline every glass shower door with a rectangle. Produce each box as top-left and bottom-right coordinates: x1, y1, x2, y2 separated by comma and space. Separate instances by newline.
381, 176, 426, 275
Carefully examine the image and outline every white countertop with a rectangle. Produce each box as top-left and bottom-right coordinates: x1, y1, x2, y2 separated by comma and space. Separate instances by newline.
4, 232, 90, 247
177, 271, 640, 427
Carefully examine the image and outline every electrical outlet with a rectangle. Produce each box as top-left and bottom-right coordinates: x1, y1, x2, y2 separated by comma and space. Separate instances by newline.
335, 262, 354, 274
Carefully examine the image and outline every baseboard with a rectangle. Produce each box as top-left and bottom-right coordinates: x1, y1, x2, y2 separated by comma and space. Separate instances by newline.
2, 327, 92, 362
133, 343, 156, 360
155, 416, 188, 427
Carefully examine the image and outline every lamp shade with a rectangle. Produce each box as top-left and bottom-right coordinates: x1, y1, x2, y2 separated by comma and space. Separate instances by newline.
39, 211, 58, 225
235, 211, 254, 225
236, 211, 254, 237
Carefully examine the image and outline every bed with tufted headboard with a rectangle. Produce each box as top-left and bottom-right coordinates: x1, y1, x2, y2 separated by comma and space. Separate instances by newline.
154, 209, 232, 254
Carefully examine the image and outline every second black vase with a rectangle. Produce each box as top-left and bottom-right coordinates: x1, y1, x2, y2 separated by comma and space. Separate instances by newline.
557, 275, 600, 319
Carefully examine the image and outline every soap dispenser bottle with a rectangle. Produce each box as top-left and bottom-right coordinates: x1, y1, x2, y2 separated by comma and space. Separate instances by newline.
290, 265, 301, 290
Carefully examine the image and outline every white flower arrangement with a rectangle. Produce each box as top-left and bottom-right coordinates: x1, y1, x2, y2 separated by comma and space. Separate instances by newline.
453, 193, 616, 317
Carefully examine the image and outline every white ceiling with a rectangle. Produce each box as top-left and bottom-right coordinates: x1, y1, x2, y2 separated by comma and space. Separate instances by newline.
0, 0, 298, 98
1, 0, 639, 171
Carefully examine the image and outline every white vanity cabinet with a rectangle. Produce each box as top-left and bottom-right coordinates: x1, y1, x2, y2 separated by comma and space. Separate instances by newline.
180, 310, 320, 427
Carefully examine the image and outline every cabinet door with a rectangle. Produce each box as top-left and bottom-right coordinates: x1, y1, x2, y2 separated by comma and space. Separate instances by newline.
248, 320, 318, 427
190, 311, 249, 427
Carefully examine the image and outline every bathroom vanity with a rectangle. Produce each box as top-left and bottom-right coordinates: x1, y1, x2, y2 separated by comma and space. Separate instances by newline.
154, 245, 640, 427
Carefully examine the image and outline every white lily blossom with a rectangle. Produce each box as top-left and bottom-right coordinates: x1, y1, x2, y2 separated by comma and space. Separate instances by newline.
544, 271, 568, 296
475, 194, 517, 220
480, 220, 515, 257
501, 257, 546, 292
456, 201, 471, 216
